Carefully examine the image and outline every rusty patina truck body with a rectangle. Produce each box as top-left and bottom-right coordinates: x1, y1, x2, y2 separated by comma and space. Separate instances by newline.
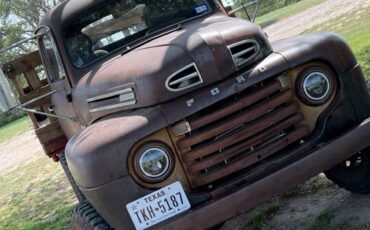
2, 0, 370, 229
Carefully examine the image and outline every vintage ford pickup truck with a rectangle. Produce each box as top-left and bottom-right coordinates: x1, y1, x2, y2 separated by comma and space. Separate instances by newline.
1, 0, 370, 229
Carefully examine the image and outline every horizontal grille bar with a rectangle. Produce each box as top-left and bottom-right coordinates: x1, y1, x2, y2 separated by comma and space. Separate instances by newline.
187, 113, 304, 174
174, 79, 309, 188
191, 126, 309, 187
179, 89, 294, 150
182, 102, 299, 162
189, 81, 282, 130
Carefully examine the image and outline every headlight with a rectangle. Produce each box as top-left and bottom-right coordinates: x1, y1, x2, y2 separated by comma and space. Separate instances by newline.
133, 143, 174, 183
297, 65, 336, 106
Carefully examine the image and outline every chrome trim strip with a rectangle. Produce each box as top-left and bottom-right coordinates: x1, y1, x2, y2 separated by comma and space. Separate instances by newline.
227, 39, 260, 69
87, 88, 133, 103
89, 100, 137, 113
119, 92, 135, 102
165, 63, 203, 92
232, 46, 256, 59
169, 72, 199, 86
171, 121, 192, 136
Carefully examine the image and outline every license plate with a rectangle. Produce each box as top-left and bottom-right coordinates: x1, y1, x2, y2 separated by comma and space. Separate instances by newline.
126, 181, 191, 230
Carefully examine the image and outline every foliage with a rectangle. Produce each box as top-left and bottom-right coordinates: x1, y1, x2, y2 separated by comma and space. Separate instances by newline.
0, 110, 26, 129
0, 0, 64, 63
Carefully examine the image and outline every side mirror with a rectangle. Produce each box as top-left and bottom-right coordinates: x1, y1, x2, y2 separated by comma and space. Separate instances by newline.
0, 68, 19, 112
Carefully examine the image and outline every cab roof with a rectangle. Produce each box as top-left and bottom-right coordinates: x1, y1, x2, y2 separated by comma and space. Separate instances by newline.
39, 0, 106, 30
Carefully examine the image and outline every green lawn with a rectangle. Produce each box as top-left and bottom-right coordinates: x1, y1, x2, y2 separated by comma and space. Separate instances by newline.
0, 156, 77, 230
0, 117, 76, 229
255, 0, 325, 27
0, 116, 32, 143
304, 8, 370, 79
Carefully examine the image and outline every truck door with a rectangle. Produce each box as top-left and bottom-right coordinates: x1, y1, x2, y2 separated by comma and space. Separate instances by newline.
37, 29, 82, 142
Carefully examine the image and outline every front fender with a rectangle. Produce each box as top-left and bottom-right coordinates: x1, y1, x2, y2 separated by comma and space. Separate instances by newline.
65, 107, 167, 188
272, 32, 357, 74
273, 32, 370, 139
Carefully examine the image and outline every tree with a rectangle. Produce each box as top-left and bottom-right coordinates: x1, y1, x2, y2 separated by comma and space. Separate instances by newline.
0, 0, 64, 126
0, 0, 64, 62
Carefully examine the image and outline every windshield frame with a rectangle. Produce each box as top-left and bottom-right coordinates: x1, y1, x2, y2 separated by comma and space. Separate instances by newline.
37, 26, 70, 85
62, 0, 216, 69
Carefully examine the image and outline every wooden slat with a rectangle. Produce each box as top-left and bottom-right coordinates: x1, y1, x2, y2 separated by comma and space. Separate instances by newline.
35, 121, 65, 144
25, 69, 42, 89
3, 51, 41, 77
18, 85, 51, 104
43, 136, 68, 156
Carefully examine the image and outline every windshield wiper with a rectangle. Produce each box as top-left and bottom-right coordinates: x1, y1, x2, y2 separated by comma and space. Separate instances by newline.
121, 24, 183, 56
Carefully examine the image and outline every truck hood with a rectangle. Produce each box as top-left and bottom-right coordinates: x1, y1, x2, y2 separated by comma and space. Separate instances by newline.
73, 14, 272, 124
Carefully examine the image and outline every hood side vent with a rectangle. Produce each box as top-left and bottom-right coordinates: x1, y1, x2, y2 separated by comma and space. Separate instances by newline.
87, 88, 136, 112
228, 40, 259, 68
166, 63, 203, 92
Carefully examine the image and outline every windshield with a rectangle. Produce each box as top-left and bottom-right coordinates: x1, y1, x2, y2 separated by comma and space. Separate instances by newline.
65, 0, 214, 68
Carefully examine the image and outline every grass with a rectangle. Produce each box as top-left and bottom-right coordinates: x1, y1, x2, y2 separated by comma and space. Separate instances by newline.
0, 155, 77, 230
304, 7, 370, 79
245, 199, 281, 230
0, 116, 31, 143
255, 0, 325, 27
309, 209, 335, 230
283, 175, 334, 198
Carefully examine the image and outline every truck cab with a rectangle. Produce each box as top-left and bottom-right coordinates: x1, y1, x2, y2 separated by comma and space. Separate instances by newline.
2, 0, 370, 229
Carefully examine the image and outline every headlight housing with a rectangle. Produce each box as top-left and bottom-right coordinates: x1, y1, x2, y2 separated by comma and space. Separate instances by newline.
297, 65, 336, 106
132, 142, 174, 183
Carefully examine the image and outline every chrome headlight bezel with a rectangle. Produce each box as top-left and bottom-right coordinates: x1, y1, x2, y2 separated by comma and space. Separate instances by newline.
132, 142, 174, 183
297, 65, 336, 106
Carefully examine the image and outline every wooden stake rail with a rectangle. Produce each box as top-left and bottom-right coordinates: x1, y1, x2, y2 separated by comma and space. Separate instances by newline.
2, 51, 67, 161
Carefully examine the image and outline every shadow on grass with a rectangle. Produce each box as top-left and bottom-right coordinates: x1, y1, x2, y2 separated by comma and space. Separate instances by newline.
0, 157, 78, 230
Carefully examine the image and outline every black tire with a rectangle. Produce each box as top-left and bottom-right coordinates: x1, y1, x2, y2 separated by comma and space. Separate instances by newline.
325, 147, 370, 194
58, 152, 86, 202
71, 202, 111, 230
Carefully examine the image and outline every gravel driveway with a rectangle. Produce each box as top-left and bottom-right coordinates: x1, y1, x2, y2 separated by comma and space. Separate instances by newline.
0, 130, 43, 176
264, 0, 370, 41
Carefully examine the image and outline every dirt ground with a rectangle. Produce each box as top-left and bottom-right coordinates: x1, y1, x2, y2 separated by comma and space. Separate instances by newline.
0, 130, 43, 176
264, 0, 370, 41
222, 175, 370, 230
1, 0, 370, 229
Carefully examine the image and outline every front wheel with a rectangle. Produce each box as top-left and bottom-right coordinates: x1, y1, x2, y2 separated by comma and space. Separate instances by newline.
71, 202, 111, 230
325, 147, 370, 194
